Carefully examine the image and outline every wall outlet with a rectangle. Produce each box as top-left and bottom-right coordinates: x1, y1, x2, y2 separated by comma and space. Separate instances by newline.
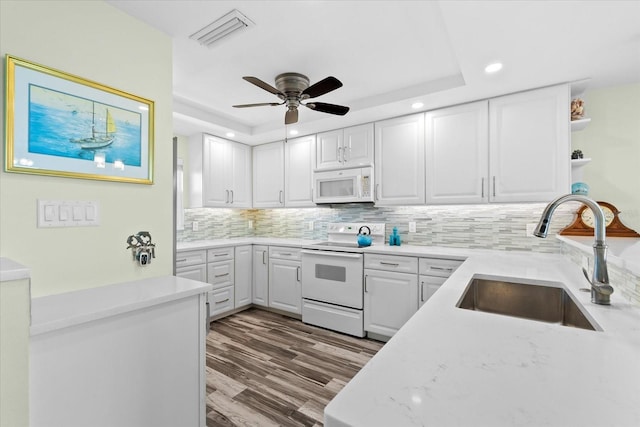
248, 220, 253, 229
525, 223, 537, 237
308, 221, 314, 231
192, 221, 199, 231
409, 221, 416, 233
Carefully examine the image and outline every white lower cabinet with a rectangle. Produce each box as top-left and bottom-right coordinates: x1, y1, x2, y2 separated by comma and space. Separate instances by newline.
234, 245, 252, 308
252, 245, 269, 307
208, 286, 235, 317
419, 275, 447, 308
175, 264, 207, 282
268, 247, 302, 315
364, 269, 418, 338
418, 257, 464, 307
175, 249, 207, 282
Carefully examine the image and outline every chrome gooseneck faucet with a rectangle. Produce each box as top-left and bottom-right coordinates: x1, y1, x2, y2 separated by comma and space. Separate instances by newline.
534, 194, 613, 305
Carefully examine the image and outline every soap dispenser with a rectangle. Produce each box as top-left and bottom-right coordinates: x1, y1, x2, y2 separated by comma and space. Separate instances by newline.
390, 227, 401, 246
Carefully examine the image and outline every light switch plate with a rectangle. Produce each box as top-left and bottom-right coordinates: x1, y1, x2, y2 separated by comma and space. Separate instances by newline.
409, 221, 416, 233
38, 200, 100, 228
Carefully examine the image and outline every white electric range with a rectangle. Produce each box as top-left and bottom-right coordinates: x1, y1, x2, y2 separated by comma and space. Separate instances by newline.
301, 223, 385, 337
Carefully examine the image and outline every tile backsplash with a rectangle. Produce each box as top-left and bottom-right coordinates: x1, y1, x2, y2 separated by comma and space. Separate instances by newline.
178, 203, 576, 253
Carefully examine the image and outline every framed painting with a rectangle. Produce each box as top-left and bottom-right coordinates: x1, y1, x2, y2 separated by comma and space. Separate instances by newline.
4, 55, 154, 184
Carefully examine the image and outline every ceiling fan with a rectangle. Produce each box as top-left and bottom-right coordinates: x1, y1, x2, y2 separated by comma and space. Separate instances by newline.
233, 73, 350, 125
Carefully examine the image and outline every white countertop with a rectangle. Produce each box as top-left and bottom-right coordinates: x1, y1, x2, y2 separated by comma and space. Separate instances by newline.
177, 237, 318, 251
0, 257, 30, 282
30, 276, 212, 336
324, 251, 640, 427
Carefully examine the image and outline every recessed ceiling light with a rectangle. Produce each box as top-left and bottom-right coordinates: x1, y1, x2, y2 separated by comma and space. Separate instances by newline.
485, 62, 503, 74
411, 102, 424, 109
289, 129, 299, 136
225, 132, 235, 138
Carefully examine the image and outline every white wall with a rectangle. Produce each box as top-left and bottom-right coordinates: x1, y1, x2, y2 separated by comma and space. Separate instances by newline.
0, 1, 174, 297
572, 83, 640, 232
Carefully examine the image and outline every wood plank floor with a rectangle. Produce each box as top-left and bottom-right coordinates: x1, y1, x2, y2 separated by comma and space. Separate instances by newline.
205, 308, 384, 427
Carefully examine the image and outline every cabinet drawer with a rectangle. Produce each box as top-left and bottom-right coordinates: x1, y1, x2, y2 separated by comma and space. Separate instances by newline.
419, 257, 464, 278
364, 254, 418, 274
207, 247, 234, 262
175, 249, 207, 268
175, 264, 207, 282
207, 260, 234, 289
269, 246, 302, 260
208, 286, 234, 317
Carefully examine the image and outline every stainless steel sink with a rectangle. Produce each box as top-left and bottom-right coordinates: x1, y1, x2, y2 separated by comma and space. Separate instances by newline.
457, 277, 600, 331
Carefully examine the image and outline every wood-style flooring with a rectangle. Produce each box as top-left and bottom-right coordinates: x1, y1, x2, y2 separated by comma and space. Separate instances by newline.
205, 308, 384, 427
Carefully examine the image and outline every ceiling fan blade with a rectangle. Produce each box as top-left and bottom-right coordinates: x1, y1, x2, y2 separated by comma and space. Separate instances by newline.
305, 102, 350, 116
233, 102, 283, 108
301, 76, 343, 98
243, 76, 283, 96
285, 108, 298, 125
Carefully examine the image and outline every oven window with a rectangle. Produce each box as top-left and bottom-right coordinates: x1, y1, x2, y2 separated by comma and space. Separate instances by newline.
315, 264, 346, 282
319, 179, 355, 197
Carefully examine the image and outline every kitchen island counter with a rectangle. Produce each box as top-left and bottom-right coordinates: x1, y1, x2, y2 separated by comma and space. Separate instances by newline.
324, 250, 640, 427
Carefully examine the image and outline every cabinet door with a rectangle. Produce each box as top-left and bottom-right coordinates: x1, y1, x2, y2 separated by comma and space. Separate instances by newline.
252, 245, 269, 307
489, 84, 570, 202
202, 135, 231, 207
208, 287, 234, 318
285, 135, 316, 207
364, 270, 418, 337
229, 143, 252, 208
419, 275, 446, 308
175, 264, 207, 282
234, 245, 252, 308
269, 259, 302, 314
253, 142, 284, 207
316, 129, 343, 170
426, 101, 489, 204
374, 114, 425, 205
343, 123, 374, 167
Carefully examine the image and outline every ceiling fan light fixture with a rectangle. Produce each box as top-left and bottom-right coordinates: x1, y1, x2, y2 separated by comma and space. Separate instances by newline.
190, 9, 254, 48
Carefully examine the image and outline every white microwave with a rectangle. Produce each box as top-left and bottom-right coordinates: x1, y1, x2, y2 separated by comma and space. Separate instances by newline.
313, 167, 374, 204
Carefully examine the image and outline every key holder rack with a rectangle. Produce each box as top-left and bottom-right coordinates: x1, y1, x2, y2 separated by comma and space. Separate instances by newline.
126, 231, 156, 266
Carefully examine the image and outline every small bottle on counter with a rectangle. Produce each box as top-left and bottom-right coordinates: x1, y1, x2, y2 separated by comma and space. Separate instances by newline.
389, 227, 401, 246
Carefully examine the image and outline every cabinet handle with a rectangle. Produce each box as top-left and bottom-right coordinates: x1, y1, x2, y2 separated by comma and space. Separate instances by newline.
262, 251, 267, 265
375, 184, 380, 201
213, 253, 228, 257
279, 190, 284, 204
430, 266, 453, 272
279, 252, 292, 256
225, 189, 229, 203
230, 190, 234, 204
214, 273, 229, 278
380, 261, 399, 267
420, 281, 425, 302
481, 177, 485, 198
338, 146, 343, 163
296, 266, 301, 282
218, 298, 230, 303
344, 143, 350, 163
493, 176, 496, 197
364, 275, 368, 293
176, 258, 187, 262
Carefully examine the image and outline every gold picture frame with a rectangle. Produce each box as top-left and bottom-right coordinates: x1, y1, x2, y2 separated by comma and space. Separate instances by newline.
4, 55, 154, 184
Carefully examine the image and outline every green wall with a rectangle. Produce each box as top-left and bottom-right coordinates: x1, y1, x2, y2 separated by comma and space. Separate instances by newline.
0, 1, 174, 297
572, 83, 640, 232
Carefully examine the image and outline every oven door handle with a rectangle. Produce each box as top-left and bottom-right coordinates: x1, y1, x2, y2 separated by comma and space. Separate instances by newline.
301, 250, 362, 259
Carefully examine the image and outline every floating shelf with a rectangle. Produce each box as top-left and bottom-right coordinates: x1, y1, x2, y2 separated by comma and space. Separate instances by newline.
571, 118, 591, 132
571, 158, 592, 168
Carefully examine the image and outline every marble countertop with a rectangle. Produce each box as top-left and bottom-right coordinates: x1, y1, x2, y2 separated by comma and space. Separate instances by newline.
0, 257, 30, 282
324, 251, 640, 427
177, 237, 318, 251
30, 276, 212, 336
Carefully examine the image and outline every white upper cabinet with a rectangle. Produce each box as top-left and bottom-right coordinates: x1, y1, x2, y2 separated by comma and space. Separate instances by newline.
425, 101, 489, 204
284, 135, 316, 207
253, 141, 285, 208
374, 114, 425, 205
188, 134, 251, 208
489, 84, 570, 202
316, 123, 374, 170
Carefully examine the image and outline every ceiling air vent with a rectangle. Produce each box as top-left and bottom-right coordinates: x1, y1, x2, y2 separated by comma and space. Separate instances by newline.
189, 9, 254, 48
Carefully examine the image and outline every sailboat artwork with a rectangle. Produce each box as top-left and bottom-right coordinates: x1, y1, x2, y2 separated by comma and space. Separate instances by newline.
70, 102, 117, 149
